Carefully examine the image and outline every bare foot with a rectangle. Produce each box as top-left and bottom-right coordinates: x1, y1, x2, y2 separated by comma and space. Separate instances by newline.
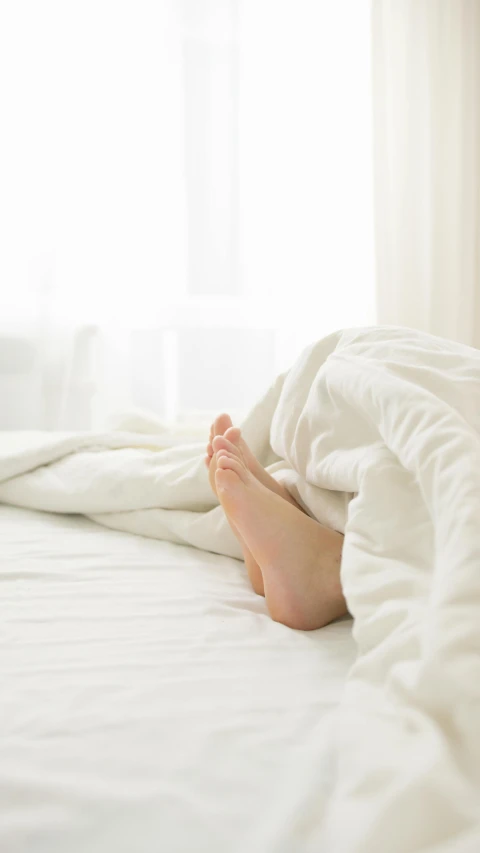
205, 414, 264, 595
215, 445, 347, 631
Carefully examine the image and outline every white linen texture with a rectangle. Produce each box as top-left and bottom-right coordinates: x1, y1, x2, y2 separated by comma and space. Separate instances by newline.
1, 325, 480, 853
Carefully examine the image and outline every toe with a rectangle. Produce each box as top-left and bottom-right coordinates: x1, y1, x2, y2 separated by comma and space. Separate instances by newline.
216, 452, 248, 482
224, 426, 241, 445
212, 435, 239, 457
216, 449, 236, 465
214, 413, 233, 437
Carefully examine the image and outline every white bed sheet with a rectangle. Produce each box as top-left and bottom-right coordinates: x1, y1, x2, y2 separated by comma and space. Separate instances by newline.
1, 506, 355, 853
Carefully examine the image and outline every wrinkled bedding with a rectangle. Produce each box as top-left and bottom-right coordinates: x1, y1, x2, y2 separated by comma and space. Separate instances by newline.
1, 325, 480, 851
0, 505, 356, 853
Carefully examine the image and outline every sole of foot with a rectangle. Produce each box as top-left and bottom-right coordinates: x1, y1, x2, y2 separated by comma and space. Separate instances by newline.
215, 447, 347, 631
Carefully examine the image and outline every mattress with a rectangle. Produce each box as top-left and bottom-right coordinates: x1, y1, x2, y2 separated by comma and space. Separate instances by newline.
1, 505, 355, 853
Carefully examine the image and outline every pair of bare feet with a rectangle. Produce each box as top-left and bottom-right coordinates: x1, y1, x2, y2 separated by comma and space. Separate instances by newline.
205, 414, 347, 630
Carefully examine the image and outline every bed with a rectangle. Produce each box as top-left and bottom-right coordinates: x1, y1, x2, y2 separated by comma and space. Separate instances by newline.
3, 325, 480, 853
1, 505, 355, 853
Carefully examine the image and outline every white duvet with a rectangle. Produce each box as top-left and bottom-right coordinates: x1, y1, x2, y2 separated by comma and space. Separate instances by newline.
1, 325, 480, 852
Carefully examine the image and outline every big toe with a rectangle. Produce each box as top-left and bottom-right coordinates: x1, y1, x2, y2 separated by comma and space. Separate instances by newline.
213, 413, 233, 437
224, 426, 242, 446
224, 426, 261, 476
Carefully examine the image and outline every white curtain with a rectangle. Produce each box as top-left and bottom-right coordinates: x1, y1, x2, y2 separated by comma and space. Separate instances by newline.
372, 0, 480, 347
0, 0, 375, 430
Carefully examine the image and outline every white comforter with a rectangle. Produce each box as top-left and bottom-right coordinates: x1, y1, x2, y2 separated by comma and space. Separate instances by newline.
1, 325, 480, 852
